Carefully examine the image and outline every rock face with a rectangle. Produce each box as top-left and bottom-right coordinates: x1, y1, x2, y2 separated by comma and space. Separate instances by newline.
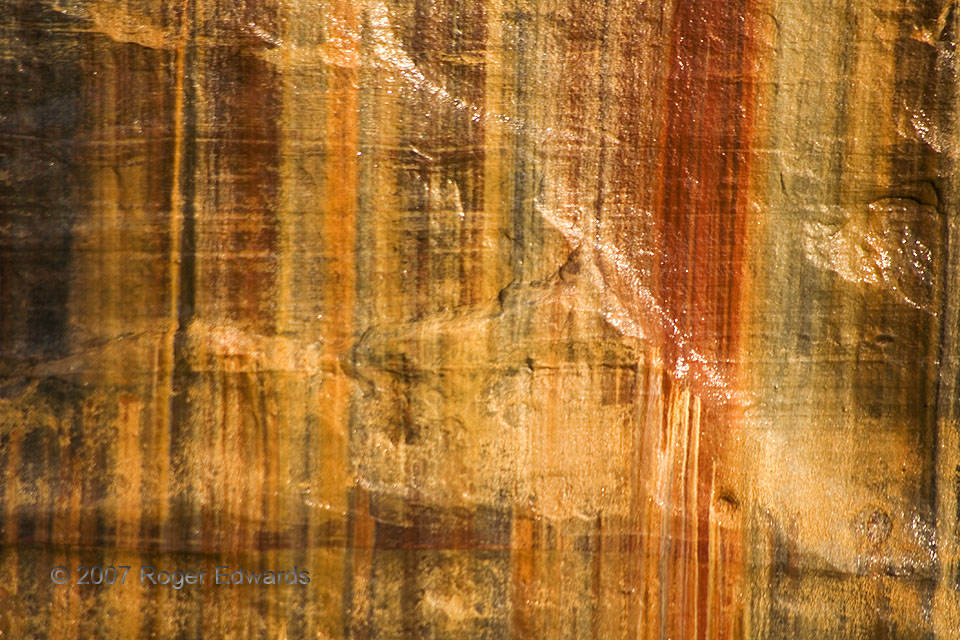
0, 0, 957, 638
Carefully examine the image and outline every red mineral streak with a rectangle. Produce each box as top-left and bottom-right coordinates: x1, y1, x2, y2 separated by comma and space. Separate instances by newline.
656, 0, 758, 395
653, 1, 764, 638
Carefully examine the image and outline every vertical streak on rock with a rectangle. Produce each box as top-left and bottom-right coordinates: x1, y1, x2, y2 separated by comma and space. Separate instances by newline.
323, 0, 358, 462
935, 4, 960, 635
500, 3, 551, 284
483, 0, 508, 303
658, 0, 748, 371
72, 5, 181, 634
1, 435, 21, 550
661, 384, 691, 639
115, 396, 143, 633
654, 382, 703, 639
160, 0, 196, 554
323, 0, 360, 635
688, 394, 702, 638
509, 504, 535, 637
638, 363, 659, 640
272, 0, 351, 635
0, 2, 79, 365
347, 487, 376, 639
707, 466, 742, 640
653, 0, 765, 637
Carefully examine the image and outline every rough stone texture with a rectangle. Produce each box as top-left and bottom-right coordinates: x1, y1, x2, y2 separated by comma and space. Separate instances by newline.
1, 0, 958, 638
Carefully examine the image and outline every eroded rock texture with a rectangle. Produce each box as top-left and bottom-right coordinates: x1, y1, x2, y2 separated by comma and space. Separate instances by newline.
1, 0, 958, 638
